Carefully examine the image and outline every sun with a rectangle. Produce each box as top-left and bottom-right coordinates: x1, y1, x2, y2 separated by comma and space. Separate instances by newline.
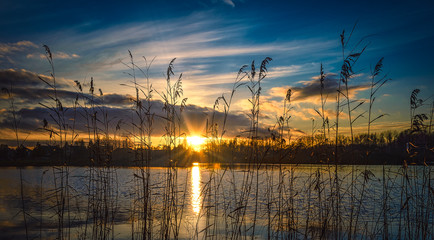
186, 136, 206, 152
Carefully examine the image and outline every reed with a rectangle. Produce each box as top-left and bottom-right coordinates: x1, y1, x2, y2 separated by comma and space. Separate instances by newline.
39, 45, 71, 240
367, 57, 390, 239
198, 65, 248, 239
2, 28, 434, 240
155, 58, 188, 239
2, 84, 29, 240
121, 51, 155, 239
314, 64, 328, 144
367, 57, 389, 141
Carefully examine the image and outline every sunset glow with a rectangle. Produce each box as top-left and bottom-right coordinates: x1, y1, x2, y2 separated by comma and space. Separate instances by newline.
0, 1, 433, 146
0, 1, 433, 239
186, 136, 206, 152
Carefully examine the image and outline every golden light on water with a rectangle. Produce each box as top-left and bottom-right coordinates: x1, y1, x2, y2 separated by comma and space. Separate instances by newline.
191, 165, 202, 214
187, 136, 206, 152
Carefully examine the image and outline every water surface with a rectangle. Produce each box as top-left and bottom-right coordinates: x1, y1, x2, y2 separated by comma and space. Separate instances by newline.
0, 164, 432, 239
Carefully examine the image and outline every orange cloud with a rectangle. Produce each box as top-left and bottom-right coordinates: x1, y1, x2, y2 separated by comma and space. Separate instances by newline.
26, 51, 80, 60
0, 41, 38, 55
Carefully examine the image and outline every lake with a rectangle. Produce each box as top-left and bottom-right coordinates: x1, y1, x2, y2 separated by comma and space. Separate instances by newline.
0, 164, 432, 239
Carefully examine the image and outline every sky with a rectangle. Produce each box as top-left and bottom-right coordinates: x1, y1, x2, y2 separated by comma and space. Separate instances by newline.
0, 0, 433, 146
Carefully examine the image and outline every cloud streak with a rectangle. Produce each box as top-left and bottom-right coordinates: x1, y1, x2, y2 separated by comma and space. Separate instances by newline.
0, 68, 261, 141
0, 41, 38, 55
223, 0, 235, 7
1, 1, 428, 143
0, 101, 262, 142
266, 74, 370, 104
0, 69, 71, 95
26, 52, 80, 60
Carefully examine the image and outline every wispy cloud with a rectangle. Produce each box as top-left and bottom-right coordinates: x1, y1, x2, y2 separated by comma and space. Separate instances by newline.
53, 51, 80, 59
222, 0, 235, 7
0, 69, 75, 108
0, 41, 38, 55
26, 51, 80, 60
0, 69, 258, 140
1, 4, 422, 142
0, 41, 39, 65
0, 69, 71, 88
42, 12, 335, 76
267, 65, 304, 78
265, 74, 370, 104
0, 101, 260, 140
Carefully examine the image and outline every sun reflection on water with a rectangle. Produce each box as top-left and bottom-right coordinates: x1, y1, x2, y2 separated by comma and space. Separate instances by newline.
191, 164, 201, 214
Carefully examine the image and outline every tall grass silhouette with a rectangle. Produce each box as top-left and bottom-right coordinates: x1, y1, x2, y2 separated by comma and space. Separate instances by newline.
1, 27, 433, 240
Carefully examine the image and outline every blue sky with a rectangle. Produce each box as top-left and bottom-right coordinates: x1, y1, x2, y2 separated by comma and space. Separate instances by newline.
0, 0, 433, 143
